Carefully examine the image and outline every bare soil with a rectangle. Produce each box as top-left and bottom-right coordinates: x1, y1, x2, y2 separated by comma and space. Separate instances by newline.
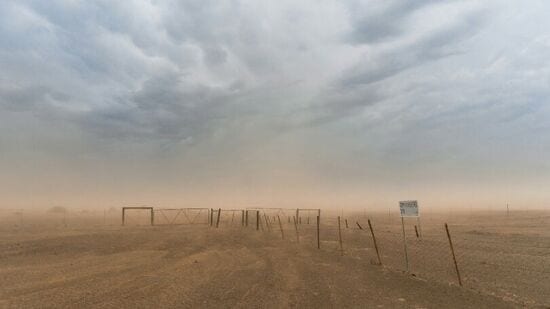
0, 214, 519, 309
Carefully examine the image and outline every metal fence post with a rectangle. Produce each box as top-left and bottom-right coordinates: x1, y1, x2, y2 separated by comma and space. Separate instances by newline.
445, 223, 463, 286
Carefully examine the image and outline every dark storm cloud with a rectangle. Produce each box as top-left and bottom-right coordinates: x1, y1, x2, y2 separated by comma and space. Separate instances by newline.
0, 85, 70, 112
347, 0, 440, 44
286, 7, 487, 130
341, 9, 486, 88
79, 72, 247, 144
1, 0, 550, 191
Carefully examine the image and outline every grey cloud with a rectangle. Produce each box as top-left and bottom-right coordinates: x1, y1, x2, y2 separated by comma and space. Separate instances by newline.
1, 0, 550, 195
341, 9, 487, 88
0, 85, 69, 112
79, 74, 239, 143
348, 0, 441, 44
202, 45, 228, 66
287, 7, 488, 131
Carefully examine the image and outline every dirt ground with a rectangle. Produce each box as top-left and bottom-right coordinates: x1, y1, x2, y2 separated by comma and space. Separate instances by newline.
0, 212, 524, 309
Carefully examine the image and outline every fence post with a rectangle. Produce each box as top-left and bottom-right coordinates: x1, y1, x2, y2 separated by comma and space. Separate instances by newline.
264, 213, 271, 232
367, 219, 382, 265
256, 211, 260, 231
414, 225, 419, 238
338, 216, 344, 255
445, 223, 463, 286
401, 216, 409, 272
259, 215, 264, 231
216, 208, 221, 228
210, 208, 214, 227
416, 217, 423, 238
241, 210, 245, 226
316, 215, 320, 249
293, 216, 299, 243
122, 208, 125, 226
345, 219, 349, 228
277, 215, 284, 239
245, 210, 249, 227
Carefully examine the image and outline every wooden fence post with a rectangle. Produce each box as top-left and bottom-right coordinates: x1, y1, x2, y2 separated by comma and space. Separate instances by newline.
277, 215, 284, 239
293, 216, 299, 243
345, 219, 349, 228
416, 217, 423, 238
245, 210, 249, 227
210, 208, 214, 227
338, 216, 344, 255
445, 223, 463, 286
264, 213, 271, 232
241, 210, 245, 226
316, 215, 320, 249
259, 216, 264, 231
150, 208, 154, 226
256, 211, 260, 231
216, 208, 221, 228
367, 219, 382, 265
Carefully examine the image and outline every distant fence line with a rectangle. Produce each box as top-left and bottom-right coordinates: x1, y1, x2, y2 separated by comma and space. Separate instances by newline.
188, 207, 547, 308
251, 211, 549, 308
1, 206, 546, 307
118, 205, 547, 307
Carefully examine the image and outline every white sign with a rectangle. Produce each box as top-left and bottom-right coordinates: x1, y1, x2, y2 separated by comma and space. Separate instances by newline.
399, 200, 419, 217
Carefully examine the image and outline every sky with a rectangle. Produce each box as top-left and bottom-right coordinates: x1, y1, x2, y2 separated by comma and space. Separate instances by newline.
1, 0, 550, 210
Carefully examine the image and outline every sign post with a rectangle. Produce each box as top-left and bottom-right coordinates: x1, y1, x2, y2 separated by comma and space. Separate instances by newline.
401, 215, 409, 272
399, 200, 420, 272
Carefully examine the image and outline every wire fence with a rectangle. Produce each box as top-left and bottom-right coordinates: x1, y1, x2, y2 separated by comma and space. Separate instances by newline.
2, 207, 548, 307
231, 210, 550, 308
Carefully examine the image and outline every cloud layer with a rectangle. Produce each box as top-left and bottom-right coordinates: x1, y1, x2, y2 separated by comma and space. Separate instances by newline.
1, 0, 550, 209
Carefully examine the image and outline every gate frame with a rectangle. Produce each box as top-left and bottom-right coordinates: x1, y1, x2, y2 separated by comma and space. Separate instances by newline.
154, 207, 210, 225
122, 207, 154, 226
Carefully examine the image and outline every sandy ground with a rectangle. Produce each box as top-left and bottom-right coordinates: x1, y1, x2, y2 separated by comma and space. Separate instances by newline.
0, 215, 520, 309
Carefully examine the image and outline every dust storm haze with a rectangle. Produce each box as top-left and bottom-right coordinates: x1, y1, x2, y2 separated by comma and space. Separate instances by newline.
1, 1, 550, 210
3, 2, 550, 308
